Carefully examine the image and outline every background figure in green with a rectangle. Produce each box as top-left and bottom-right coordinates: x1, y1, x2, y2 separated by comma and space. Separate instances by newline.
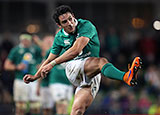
33, 35, 54, 115
34, 34, 73, 115
4, 32, 42, 115
49, 64, 73, 115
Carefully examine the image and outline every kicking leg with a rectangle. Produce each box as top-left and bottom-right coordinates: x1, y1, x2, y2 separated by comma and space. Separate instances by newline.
84, 57, 142, 86
84, 57, 124, 80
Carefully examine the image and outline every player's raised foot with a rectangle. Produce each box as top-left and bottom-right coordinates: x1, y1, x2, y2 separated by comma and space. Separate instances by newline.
123, 57, 142, 86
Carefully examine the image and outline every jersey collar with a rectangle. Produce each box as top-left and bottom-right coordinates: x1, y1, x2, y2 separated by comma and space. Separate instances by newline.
63, 29, 69, 36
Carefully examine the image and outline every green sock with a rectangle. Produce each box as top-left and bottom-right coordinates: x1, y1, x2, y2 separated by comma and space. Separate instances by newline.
101, 63, 125, 80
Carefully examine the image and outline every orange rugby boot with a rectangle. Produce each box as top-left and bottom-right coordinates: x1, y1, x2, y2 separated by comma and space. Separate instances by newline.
123, 57, 142, 86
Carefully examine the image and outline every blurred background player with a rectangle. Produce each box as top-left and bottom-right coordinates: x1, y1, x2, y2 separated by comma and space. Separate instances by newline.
4, 32, 42, 115
47, 53, 73, 115
33, 35, 54, 115
33, 34, 73, 115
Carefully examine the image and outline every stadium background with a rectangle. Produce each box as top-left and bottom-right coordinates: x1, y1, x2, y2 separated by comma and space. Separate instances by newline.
0, 0, 160, 114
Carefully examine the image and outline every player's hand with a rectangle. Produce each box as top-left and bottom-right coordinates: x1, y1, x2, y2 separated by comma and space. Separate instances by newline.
23, 74, 36, 84
41, 64, 53, 78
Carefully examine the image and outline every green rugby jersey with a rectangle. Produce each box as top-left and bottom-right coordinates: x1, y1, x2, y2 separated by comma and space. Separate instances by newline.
7, 44, 42, 80
41, 49, 71, 87
49, 64, 70, 85
41, 72, 50, 87
50, 19, 100, 59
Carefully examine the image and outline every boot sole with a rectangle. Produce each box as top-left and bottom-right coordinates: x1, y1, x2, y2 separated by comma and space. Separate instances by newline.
130, 58, 142, 86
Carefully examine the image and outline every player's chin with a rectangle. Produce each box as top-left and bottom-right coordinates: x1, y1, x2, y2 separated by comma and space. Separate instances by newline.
68, 28, 75, 33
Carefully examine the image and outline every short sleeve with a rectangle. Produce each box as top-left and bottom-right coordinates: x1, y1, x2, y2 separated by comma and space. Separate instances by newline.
50, 35, 62, 55
78, 21, 96, 39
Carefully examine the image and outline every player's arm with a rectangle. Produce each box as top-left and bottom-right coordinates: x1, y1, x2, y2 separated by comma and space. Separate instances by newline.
32, 35, 43, 49
4, 59, 26, 71
26, 37, 90, 81
39, 36, 90, 78
35, 53, 58, 77
4, 59, 17, 71
55, 36, 90, 64
41, 36, 89, 70
23, 53, 58, 83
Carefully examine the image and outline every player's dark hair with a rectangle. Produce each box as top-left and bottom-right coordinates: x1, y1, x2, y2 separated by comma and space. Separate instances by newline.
52, 5, 73, 25
20, 32, 32, 36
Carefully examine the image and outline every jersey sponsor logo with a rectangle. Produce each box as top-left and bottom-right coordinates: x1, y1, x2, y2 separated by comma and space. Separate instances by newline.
64, 39, 71, 46
23, 53, 32, 61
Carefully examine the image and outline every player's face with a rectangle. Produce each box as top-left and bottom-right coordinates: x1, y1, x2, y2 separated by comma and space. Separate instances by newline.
21, 39, 32, 48
58, 12, 76, 34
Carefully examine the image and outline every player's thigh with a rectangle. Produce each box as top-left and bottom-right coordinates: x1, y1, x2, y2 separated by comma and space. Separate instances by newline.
84, 57, 108, 77
73, 87, 93, 110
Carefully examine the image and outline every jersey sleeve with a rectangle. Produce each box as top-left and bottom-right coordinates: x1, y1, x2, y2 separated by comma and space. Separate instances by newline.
78, 21, 96, 39
50, 35, 62, 55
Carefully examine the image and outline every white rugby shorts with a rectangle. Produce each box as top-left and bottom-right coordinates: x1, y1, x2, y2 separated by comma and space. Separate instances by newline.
13, 79, 40, 102
49, 83, 73, 102
40, 87, 54, 109
65, 57, 101, 98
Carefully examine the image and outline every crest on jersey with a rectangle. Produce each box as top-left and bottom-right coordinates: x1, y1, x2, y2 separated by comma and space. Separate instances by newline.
64, 39, 70, 46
